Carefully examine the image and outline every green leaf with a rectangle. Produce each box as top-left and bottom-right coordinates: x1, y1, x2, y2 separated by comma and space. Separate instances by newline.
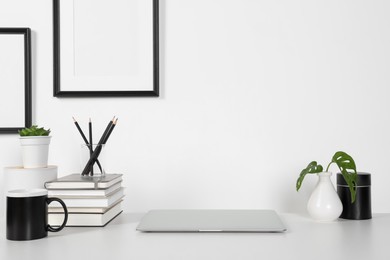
330, 151, 358, 203
296, 161, 323, 191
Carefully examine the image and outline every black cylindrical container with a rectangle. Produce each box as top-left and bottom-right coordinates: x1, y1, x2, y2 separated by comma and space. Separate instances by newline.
337, 172, 371, 220
7, 189, 68, 241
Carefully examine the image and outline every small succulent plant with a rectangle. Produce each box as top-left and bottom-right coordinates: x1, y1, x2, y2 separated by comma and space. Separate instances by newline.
19, 125, 51, 136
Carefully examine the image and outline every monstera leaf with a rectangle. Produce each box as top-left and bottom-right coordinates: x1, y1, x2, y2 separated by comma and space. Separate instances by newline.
327, 151, 358, 203
296, 161, 323, 191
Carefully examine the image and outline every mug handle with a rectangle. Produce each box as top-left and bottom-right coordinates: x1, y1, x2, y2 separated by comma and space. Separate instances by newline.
46, 197, 68, 232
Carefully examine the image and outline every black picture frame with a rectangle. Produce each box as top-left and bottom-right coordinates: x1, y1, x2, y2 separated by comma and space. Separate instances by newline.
53, 0, 159, 97
0, 28, 32, 134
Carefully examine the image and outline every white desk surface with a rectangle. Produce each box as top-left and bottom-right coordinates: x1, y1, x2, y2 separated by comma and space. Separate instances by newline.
1, 213, 389, 260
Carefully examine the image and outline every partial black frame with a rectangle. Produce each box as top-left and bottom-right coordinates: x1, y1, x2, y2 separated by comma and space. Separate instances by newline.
53, 0, 159, 97
0, 28, 32, 134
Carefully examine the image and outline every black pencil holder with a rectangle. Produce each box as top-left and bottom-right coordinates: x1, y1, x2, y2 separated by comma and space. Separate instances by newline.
337, 172, 372, 220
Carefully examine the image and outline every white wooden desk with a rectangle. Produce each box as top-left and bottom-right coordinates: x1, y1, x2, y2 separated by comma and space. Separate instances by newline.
1, 213, 389, 260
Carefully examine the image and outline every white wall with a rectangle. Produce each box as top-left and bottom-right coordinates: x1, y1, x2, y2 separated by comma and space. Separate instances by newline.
1, 0, 390, 215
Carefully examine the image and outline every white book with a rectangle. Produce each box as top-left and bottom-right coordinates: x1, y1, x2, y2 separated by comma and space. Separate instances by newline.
49, 188, 124, 208
48, 200, 123, 214
48, 182, 122, 197
49, 202, 123, 227
45, 174, 122, 190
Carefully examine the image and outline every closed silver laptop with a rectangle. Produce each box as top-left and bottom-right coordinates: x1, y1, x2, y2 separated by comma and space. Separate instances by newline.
136, 209, 287, 232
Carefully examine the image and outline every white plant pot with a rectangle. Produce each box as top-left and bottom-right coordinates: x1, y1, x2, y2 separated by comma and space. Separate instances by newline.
307, 172, 343, 221
20, 136, 51, 168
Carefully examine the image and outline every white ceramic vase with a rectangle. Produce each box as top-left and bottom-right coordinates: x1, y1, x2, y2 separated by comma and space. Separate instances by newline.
307, 172, 343, 221
20, 136, 51, 168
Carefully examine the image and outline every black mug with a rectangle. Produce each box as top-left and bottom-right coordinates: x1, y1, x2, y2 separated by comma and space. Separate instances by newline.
7, 189, 68, 241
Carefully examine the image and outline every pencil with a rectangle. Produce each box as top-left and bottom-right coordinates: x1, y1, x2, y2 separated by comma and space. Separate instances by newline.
81, 117, 116, 176
73, 117, 103, 175
73, 117, 89, 144
98, 116, 115, 144
89, 118, 94, 175
102, 118, 117, 144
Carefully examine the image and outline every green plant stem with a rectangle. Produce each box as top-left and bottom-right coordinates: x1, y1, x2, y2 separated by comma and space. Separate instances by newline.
326, 162, 333, 172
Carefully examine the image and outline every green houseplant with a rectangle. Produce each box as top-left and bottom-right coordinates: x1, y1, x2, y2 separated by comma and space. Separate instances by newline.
296, 151, 358, 203
19, 125, 51, 136
296, 151, 358, 221
19, 125, 51, 168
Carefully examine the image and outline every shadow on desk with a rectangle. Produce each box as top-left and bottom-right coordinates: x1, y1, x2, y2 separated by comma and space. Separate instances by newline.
49, 211, 144, 238
109, 212, 144, 225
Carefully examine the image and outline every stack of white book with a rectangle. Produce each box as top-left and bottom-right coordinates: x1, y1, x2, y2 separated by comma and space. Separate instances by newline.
45, 174, 124, 227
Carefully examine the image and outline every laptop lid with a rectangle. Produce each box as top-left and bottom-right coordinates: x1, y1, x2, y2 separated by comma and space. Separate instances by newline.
136, 209, 287, 232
